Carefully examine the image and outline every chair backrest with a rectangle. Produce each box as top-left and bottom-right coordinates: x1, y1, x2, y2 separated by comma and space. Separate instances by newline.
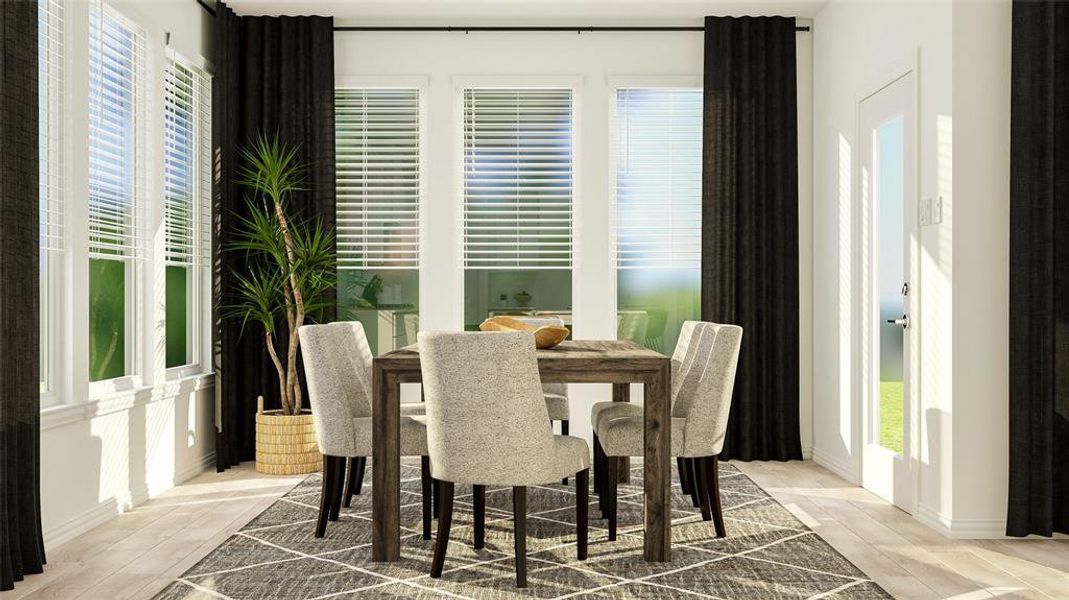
617, 311, 649, 344
671, 321, 743, 457
298, 321, 375, 456
418, 331, 560, 486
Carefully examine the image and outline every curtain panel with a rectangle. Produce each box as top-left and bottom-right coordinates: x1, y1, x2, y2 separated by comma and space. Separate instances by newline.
1007, 0, 1069, 537
701, 16, 802, 462
0, 0, 46, 591
213, 2, 336, 470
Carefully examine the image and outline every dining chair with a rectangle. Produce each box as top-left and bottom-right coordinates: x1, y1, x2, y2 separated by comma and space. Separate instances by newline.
511, 316, 573, 480
299, 321, 434, 540
591, 321, 742, 540
418, 331, 590, 588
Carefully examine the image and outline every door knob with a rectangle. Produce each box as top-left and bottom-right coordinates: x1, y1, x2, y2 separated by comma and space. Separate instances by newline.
886, 314, 910, 329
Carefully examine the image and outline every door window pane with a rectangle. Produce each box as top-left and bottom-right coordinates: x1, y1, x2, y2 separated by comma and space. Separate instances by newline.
876, 116, 905, 454
165, 265, 191, 368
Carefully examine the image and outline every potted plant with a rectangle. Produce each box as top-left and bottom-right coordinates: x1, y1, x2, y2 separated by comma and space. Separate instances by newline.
229, 134, 336, 475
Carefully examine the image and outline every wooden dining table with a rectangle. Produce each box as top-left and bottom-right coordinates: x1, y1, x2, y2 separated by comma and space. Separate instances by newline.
371, 339, 673, 562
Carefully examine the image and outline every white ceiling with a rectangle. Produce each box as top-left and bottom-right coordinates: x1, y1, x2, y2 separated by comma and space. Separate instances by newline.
221, 0, 826, 24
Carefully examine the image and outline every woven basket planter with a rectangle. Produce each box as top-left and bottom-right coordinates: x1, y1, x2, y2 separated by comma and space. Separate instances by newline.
254, 396, 321, 475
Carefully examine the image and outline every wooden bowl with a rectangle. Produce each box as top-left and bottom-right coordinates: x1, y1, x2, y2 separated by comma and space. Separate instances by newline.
478, 316, 570, 349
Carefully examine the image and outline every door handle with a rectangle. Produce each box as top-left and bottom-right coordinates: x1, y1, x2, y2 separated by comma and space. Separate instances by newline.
886, 314, 910, 329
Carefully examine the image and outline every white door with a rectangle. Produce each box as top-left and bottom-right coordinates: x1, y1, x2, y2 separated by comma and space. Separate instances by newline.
859, 72, 917, 510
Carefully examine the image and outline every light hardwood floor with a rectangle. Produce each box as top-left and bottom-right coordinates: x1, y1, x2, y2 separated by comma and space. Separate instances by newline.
5, 460, 1067, 599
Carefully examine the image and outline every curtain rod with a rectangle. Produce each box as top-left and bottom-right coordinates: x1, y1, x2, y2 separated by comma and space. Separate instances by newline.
193, 3, 809, 32
336, 25, 810, 32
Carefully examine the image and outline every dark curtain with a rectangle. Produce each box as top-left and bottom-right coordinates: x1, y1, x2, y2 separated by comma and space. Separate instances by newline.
213, 1, 336, 470
0, 0, 46, 591
701, 16, 801, 462
1007, 0, 1069, 537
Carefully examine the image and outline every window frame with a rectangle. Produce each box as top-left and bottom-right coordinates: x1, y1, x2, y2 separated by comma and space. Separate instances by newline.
162, 48, 212, 381
85, 0, 150, 397
608, 76, 703, 344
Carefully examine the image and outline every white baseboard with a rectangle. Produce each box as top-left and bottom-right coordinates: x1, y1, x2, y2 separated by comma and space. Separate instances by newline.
811, 447, 858, 484
44, 451, 216, 551
915, 504, 1007, 539
801, 445, 813, 460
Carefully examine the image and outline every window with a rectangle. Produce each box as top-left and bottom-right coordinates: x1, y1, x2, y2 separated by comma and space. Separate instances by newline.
87, 2, 145, 382
163, 54, 210, 370
614, 88, 702, 352
462, 88, 573, 330
39, 0, 64, 396
335, 88, 420, 354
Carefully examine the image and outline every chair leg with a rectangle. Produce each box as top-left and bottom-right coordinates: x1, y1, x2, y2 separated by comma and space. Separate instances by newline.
430, 481, 455, 578
576, 468, 588, 560
421, 456, 432, 540
473, 484, 486, 549
315, 455, 337, 538
513, 486, 528, 588
687, 459, 702, 507
329, 456, 345, 521
353, 456, 367, 495
695, 457, 712, 521
342, 458, 355, 508
707, 454, 727, 538
606, 456, 618, 541
677, 456, 692, 495
433, 474, 441, 519
561, 420, 570, 485
592, 431, 603, 495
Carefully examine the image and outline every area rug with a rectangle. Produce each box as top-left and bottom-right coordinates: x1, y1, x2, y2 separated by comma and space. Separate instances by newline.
155, 461, 889, 599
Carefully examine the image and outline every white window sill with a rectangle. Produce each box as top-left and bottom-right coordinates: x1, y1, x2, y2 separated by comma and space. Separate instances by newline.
41, 372, 214, 432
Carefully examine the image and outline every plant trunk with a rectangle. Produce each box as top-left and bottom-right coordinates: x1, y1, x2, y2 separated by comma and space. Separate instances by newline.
265, 330, 290, 415
273, 199, 307, 415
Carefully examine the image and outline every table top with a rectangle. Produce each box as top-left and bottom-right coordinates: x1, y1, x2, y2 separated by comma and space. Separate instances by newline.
375, 339, 669, 381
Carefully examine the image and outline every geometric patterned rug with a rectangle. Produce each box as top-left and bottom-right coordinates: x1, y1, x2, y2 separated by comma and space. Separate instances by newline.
155, 460, 890, 599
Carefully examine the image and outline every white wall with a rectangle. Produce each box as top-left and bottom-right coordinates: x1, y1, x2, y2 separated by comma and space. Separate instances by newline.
40, 0, 215, 549
335, 26, 814, 453
811, 0, 1010, 537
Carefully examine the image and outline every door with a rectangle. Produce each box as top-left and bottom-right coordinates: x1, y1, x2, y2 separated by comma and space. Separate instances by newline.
859, 72, 917, 510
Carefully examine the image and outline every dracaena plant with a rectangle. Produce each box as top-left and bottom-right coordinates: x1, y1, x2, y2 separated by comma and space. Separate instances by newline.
228, 133, 336, 415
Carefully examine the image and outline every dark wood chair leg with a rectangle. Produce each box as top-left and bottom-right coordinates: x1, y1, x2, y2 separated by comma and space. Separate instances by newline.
606, 456, 618, 541
329, 456, 344, 521
561, 420, 570, 485
592, 432, 603, 495
433, 474, 441, 519
473, 484, 486, 549
513, 486, 528, 588
343, 457, 356, 508
421, 456, 432, 540
315, 455, 336, 538
354, 456, 367, 496
707, 454, 727, 538
576, 468, 588, 560
695, 457, 712, 521
430, 481, 455, 578
677, 456, 692, 495
687, 458, 702, 507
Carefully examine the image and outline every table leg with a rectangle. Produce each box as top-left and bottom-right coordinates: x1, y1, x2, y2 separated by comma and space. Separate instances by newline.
644, 361, 671, 562
612, 383, 631, 483
372, 367, 401, 562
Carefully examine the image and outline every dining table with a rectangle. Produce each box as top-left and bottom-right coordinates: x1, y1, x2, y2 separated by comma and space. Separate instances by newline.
370, 339, 673, 563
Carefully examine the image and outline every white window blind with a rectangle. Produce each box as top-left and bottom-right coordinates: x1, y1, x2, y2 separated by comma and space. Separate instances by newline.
615, 88, 702, 270
164, 54, 211, 266
335, 88, 420, 270
463, 88, 573, 270
88, 2, 146, 259
39, 0, 64, 252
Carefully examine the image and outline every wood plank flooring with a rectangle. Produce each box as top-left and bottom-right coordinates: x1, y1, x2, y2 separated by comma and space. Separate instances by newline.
5, 460, 1067, 599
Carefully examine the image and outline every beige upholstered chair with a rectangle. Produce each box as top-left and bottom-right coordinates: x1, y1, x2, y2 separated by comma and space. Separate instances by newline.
418, 331, 590, 588
510, 316, 573, 482
299, 322, 434, 540
592, 321, 742, 540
